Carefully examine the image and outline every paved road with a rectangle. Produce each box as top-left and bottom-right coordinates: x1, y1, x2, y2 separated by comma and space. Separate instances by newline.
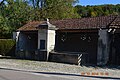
0, 68, 120, 80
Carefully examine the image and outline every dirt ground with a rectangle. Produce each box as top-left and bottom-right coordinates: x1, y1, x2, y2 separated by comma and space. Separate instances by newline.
0, 58, 120, 79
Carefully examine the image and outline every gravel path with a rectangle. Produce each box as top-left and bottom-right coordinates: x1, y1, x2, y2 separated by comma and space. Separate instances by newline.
0, 59, 120, 78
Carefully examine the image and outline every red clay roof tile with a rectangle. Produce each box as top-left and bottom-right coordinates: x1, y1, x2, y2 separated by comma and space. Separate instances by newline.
18, 15, 119, 31
110, 15, 120, 28
50, 15, 117, 29
17, 21, 46, 31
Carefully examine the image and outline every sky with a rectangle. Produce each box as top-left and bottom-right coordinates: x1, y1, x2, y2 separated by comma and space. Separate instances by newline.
0, 0, 120, 6
78, 0, 120, 6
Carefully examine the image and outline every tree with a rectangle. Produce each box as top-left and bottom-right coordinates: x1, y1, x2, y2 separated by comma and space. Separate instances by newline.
0, 0, 33, 38
75, 4, 120, 17
42, 0, 79, 19
0, 0, 5, 6
29, 0, 45, 8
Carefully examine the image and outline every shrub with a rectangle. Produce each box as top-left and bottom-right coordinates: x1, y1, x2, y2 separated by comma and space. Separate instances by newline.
0, 39, 15, 56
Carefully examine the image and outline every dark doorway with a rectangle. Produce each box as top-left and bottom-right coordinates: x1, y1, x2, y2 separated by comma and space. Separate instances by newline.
40, 40, 45, 49
109, 33, 120, 65
21, 31, 38, 51
55, 31, 98, 64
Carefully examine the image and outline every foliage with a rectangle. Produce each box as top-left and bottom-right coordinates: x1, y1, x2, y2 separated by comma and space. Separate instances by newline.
75, 4, 120, 17
0, 0, 120, 38
0, 0, 34, 38
0, 0, 79, 38
43, 0, 79, 19
0, 39, 15, 56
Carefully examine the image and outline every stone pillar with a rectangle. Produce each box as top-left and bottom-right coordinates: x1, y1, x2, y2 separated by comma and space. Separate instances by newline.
15, 31, 20, 51
15, 31, 21, 58
38, 30, 47, 50
15, 32, 28, 58
97, 29, 110, 65
47, 30, 56, 60
37, 29, 48, 60
37, 21, 56, 61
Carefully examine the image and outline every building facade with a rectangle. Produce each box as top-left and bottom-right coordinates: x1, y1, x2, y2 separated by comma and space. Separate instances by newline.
15, 15, 120, 66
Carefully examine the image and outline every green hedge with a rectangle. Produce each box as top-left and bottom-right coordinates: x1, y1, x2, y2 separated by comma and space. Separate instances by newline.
0, 39, 16, 56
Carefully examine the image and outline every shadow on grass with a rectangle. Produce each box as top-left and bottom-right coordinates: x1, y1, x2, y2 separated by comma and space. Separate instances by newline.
0, 67, 120, 80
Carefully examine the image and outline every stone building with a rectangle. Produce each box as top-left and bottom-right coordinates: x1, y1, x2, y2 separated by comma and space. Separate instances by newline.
14, 15, 120, 65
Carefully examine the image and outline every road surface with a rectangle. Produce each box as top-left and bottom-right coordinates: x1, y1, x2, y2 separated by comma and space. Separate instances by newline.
0, 68, 119, 80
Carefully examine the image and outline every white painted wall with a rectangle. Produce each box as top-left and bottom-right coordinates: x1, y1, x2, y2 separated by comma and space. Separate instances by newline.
38, 29, 47, 51
37, 21, 56, 60
47, 30, 56, 52
14, 31, 20, 51
13, 31, 20, 41
38, 29, 56, 52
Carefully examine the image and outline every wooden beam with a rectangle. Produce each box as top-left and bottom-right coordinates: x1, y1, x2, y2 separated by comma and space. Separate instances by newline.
57, 29, 98, 33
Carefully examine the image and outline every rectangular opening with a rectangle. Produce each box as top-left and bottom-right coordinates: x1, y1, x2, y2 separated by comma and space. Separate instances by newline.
40, 40, 45, 49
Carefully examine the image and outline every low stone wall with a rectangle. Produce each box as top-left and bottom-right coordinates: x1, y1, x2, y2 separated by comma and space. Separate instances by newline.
49, 52, 89, 65
49, 52, 78, 65
35, 51, 47, 61
16, 50, 89, 65
16, 50, 47, 61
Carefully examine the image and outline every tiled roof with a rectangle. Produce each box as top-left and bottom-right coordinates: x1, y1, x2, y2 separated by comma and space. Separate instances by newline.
51, 15, 117, 29
110, 15, 120, 28
18, 15, 119, 31
17, 21, 46, 31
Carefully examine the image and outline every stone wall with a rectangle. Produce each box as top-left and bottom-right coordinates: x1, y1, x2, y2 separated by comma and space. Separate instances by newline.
97, 29, 110, 65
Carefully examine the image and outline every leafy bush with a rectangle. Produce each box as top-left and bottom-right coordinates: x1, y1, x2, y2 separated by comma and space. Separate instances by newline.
0, 39, 15, 56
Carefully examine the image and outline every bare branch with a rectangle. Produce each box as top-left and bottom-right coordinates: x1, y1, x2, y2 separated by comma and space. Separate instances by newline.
0, 0, 5, 6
